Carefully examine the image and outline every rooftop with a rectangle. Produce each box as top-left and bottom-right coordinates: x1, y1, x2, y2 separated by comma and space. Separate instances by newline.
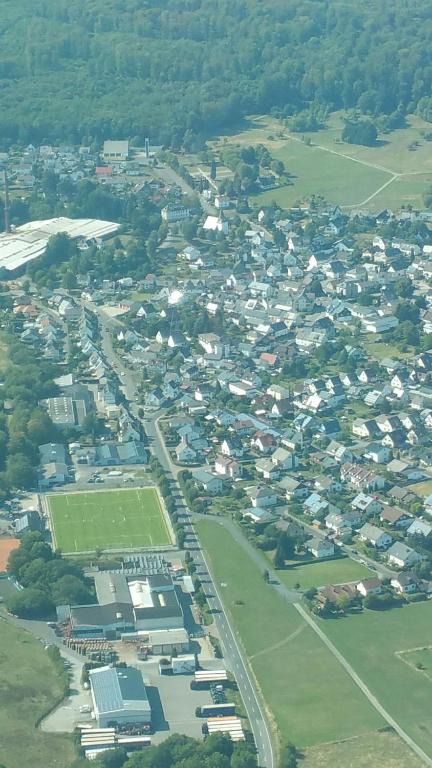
90, 665, 150, 716
0, 217, 120, 272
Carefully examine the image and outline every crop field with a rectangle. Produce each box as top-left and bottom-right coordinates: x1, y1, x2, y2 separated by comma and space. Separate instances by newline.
211, 113, 432, 211
279, 557, 373, 590
197, 519, 381, 749
47, 487, 172, 553
0, 621, 74, 768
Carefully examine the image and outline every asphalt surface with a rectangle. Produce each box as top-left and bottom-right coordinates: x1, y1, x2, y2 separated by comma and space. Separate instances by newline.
92, 306, 275, 768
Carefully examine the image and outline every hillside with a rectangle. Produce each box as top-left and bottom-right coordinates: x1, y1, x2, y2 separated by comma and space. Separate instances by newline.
0, 0, 431, 145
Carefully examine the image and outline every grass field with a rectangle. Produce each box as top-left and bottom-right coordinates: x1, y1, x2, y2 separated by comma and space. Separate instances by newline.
323, 602, 432, 759
279, 558, 374, 590
211, 113, 432, 211
0, 621, 74, 768
302, 730, 426, 768
48, 487, 172, 553
197, 520, 381, 749
399, 647, 432, 683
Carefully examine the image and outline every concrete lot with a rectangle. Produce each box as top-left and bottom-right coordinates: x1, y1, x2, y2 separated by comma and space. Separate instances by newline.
139, 660, 213, 743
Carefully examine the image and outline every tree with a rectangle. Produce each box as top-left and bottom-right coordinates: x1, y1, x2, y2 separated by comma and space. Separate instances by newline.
62, 270, 78, 290
210, 159, 217, 180
82, 412, 101, 442
274, 539, 285, 569
97, 748, 128, 768
52, 575, 93, 606
7, 587, 54, 619
342, 118, 377, 146
5, 453, 37, 489
279, 742, 298, 768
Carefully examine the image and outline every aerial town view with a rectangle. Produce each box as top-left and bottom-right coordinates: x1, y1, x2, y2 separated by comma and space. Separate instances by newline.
0, 2, 432, 768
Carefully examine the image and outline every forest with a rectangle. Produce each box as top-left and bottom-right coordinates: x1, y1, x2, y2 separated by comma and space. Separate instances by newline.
0, 0, 431, 147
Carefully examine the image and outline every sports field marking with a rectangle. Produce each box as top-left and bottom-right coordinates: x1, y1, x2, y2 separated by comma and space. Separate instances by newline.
46, 486, 173, 553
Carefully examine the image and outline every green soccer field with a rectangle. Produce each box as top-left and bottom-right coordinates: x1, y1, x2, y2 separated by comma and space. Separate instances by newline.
47, 487, 173, 553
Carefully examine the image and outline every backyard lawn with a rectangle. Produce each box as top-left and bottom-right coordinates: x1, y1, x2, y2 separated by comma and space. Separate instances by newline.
0, 621, 74, 768
279, 558, 374, 590
197, 520, 381, 749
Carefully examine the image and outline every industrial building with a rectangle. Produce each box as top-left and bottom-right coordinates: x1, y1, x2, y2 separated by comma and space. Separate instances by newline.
68, 571, 184, 638
103, 140, 130, 161
0, 217, 120, 274
89, 665, 151, 727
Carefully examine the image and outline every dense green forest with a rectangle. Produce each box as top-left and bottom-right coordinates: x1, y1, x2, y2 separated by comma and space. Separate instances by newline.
0, 0, 431, 146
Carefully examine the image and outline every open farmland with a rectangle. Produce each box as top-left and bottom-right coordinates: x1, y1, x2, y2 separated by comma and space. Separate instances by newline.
0, 621, 74, 768
197, 519, 381, 750
302, 730, 426, 768
47, 487, 173, 554
323, 601, 432, 760
211, 113, 432, 211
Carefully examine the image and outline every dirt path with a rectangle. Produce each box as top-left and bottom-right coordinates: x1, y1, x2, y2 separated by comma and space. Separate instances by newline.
294, 603, 432, 767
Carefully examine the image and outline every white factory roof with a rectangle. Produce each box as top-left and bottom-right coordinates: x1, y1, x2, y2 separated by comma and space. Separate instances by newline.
128, 579, 154, 609
0, 217, 120, 272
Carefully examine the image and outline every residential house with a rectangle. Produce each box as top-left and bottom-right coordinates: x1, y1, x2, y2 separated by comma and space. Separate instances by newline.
379, 506, 413, 529
352, 419, 379, 439
256, 458, 280, 480
271, 447, 298, 471
247, 486, 278, 508
341, 464, 385, 491
387, 542, 423, 568
356, 578, 382, 597
214, 456, 243, 479
221, 437, 244, 458
390, 572, 420, 594
364, 443, 391, 465
358, 523, 393, 549
305, 537, 335, 559
175, 438, 197, 463
351, 493, 382, 517
407, 519, 432, 538
193, 470, 223, 495
278, 477, 306, 500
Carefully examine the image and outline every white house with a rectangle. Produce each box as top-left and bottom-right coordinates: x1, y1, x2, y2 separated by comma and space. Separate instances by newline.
247, 486, 278, 508
271, 447, 298, 470
305, 537, 335, 559
358, 523, 392, 549
387, 542, 423, 568
356, 578, 382, 597
351, 493, 382, 516
193, 470, 223, 494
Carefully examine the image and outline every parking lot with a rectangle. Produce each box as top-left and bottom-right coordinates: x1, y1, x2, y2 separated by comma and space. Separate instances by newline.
139, 660, 215, 743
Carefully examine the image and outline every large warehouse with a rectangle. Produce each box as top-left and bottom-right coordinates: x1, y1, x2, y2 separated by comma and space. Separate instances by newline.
0, 216, 120, 274
68, 571, 185, 638
89, 665, 151, 728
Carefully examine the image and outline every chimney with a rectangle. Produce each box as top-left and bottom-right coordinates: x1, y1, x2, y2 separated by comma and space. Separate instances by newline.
4, 169, 10, 233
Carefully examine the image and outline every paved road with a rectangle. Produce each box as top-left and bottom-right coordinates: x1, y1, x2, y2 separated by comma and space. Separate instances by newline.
282, 510, 395, 580
92, 309, 275, 768
145, 422, 275, 768
196, 515, 432, 767
293, 603, 432, 767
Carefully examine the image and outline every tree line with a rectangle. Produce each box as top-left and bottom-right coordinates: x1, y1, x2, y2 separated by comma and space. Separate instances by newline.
7, 531, 94, 618
0, 1, 431, 147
